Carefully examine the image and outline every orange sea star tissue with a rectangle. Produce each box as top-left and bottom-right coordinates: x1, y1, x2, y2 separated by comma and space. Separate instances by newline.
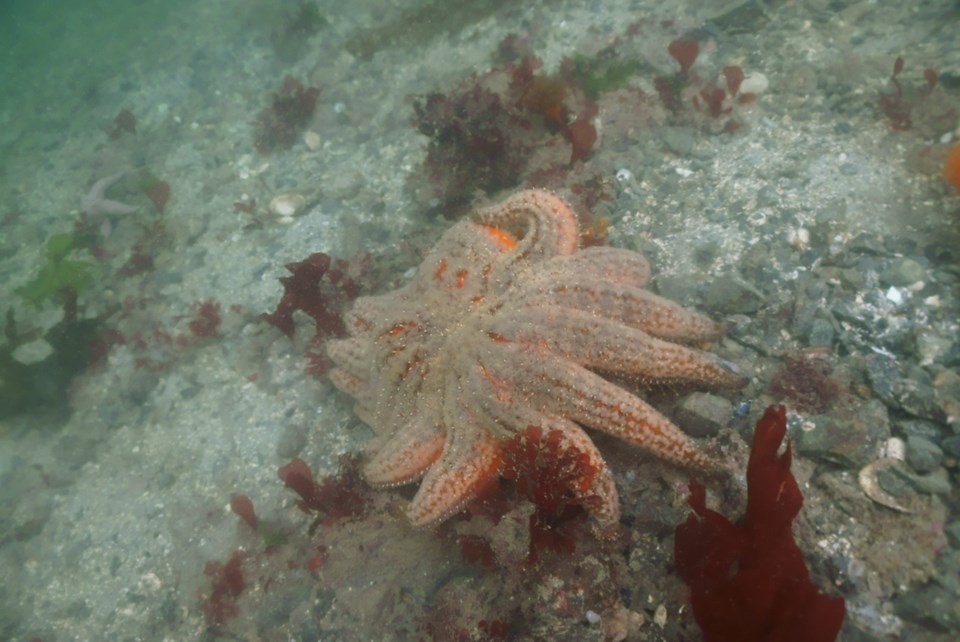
327, 189, 745, 532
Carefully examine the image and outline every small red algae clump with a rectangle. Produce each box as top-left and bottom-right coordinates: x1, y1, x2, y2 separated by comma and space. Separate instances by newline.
877, 57, 958, 136
668, 38, 700, 76
943, 142, 960, 190
500, 426, 599, 563
260, 252, 358, 340
769, 351, 841, 414
674, 405, 845, 642
143, 179, 171, 214
229, 494, 258, 531
200, 549, 247, 627
254, 75, 320, 154
188, 298, 222, 338
278, 455, 369, 533
108, 108, 136, 139
655, 37, 749, 131
412, 54, 598, 215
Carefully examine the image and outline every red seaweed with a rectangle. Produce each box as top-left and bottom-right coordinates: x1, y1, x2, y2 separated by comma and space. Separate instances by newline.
668, 38, 699, 76
230, 494, 258, 531
674, 405, 845, 642
278, 455, 369, 532
188, 299, 222, 339
500, 426, 599, 563
723, 65, 744, 96
119, 241, 154, 277
456, 533, 497, 569
108, 108, 137, 139
143, 180, 171, 214
260, 252, 357, 340
769, 351, 841, 414
565, 106, 598, 165
411, 54, 599, 215
200, 549, 247, 627
254, 76, 320, 153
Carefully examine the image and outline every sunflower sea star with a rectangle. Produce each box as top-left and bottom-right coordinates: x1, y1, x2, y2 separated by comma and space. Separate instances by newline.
327, 189, 746, 533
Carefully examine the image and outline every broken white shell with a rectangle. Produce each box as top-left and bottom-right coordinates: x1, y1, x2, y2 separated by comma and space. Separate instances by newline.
268, 193, 306, 217
740, 72, 769, 96
858, 458, 912, 513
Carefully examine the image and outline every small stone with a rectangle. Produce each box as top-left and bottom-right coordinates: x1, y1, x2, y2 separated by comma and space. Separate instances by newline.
276, 424, 308, 460
901, 468, 952, 496
942, 436, 960, 457
808, 318, 835, 347
934, 368, 960, 422
864, 353, 899, 406
755, 185, 779, 208
585, 610, 601, 625
945, 521, 960, 548
914, 329, 953, 366
875, 461, 915, 498
899, 365, 943, 420
702, 274, 764, 315
893, 581, 960, 631
837, 268, 866, 290
674, 392, 733, 438
897, 418, 945, 441
660, 126, 696, 156
905, 435, 943, 474
11, 492, 54, 541
794, 399, 890, 467
877, 463, 951, 497
879, 258, 926, 287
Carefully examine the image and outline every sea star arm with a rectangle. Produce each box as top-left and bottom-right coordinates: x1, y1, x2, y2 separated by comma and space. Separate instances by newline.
80, 172, 139, 216
530, 416, 621, 533
517, 279, 726, 342
532, 246, 652, 287
472, 190, 580, 268
489, 306, 746, 388
406, 425, 502, 526
362, 418, 445, 486
525, 356, 723, 471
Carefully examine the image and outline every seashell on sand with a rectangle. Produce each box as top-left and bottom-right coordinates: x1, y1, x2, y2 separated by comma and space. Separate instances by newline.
269, 193, 307, 217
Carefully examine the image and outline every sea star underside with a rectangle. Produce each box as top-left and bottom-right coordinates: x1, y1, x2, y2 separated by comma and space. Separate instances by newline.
327, 189, 745, 533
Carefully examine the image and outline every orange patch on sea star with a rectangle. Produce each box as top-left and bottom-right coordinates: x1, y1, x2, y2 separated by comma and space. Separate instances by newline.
479, 224, 518, 250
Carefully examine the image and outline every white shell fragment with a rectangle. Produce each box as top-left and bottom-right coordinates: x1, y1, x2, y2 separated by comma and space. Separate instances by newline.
12, 338, 53, 365
303, 130, 321, 151
653, 604, 668, 627
858, 458, 912, 513
740, 72, 769, 96
268, 193, 307, 217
